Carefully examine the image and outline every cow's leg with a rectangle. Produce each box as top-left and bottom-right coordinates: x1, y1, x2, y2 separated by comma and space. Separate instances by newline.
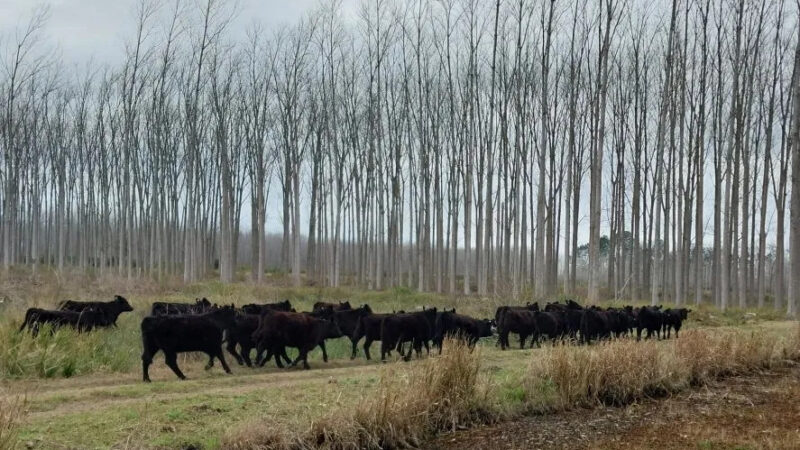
257, 346, 273, 367
422, 339, 430, 356
402, 340, 413, 362
164, 352, 187, 380
272, 347, 285, 369
292, 345, 313, 369
280, 347, 292, 365
499, 330, 509, 350
299, 348, 311, 370
258, 348, 273, 367
350, 337, 359, 360
141, 349, 155, 383
363, 338, 373, 360
241, 345, 253, 367
205, 354, 215, 370
519, 334, 527, 349
226, 340, 244, 366
395, 336, 405, 355
403, 339, 414, 359
141, 337, 158, 382
215, 348, 232, 374
319, 341, 329, 363
380, 339, 390, 362
255, 343, 267, 366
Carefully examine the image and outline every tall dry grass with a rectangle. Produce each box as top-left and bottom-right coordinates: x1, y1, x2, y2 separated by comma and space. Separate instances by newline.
223, 338, 498, 450
525, 325, 800, 412
0, 390, 25, 450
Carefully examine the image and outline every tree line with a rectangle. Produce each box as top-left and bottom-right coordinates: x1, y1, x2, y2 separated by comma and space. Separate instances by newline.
1, 0, 799, 313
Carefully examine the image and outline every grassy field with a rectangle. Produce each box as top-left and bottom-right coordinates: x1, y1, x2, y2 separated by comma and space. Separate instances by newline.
0, 269, 795, 449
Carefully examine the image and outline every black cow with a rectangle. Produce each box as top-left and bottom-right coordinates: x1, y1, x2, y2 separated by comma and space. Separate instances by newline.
380, 307, 438, 361
140, 305, 237, 382
59, 295, 133, 327
225, 313, 263, 367
565, 299, 583, 310
663, 308, 690, 338
530, 311, 564, 345
605, 308, 636, 338
544, 302, 567, 312
496, 309, 538, 349
559, 309, 584, 340
351, 312, 396, 360
580, 308, 612, 344
19, 308, 105, 336
312, 301, 351, 312
434, 310, 493, 352
636, 306, 665, 340
241, 299, 293, 315
494, 303, 539, 329
324, 305, 373, 358
253, 310, 342, 370
151, 297, 212, 316
494, 304, 540, 347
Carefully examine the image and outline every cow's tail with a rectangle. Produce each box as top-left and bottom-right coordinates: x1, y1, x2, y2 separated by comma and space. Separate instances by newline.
18, 310, 33, 333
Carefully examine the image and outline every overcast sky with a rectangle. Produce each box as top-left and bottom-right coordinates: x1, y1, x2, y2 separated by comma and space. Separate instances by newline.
0, 0, 358, 67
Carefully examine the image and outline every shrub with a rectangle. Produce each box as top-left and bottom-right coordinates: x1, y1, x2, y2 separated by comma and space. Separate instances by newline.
223, 338, 499, 450
524, 325, 799, 412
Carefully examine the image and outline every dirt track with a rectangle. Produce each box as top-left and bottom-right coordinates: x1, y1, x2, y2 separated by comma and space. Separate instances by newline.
431, 365, 800, 450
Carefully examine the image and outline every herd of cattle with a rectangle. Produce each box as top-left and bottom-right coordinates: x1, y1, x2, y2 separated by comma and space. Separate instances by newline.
16, 296, 690, 382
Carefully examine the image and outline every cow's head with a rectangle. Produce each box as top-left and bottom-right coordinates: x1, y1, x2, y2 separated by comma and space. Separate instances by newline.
423, 306, 438, 325
114, 295, 134, 312
338, 301, 352, 311
354, 304, 372, 316
194, 298, 212, 313
312, 306, 335, 320
566, 299, 583, 310
679, 308, 690, 320
527, 302, 541, 312
479, 319, 494, 338
278, 299, 292, 311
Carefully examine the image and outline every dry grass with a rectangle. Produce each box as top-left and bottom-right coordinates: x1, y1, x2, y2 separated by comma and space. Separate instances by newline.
223, 326, 800, 450
223, 339, 498, 450
0, 389, 25, 450
525, 325, 800, 412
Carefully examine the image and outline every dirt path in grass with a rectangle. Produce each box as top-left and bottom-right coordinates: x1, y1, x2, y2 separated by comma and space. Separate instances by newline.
1, 343, 525, 421
3, 357, 386, 419
431, 365, 800, 450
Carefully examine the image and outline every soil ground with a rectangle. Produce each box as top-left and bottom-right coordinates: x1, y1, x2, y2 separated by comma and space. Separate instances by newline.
431, 365, 800, 450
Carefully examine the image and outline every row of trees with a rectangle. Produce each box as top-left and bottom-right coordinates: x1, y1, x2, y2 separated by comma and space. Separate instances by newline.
1, 0, 799, 312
